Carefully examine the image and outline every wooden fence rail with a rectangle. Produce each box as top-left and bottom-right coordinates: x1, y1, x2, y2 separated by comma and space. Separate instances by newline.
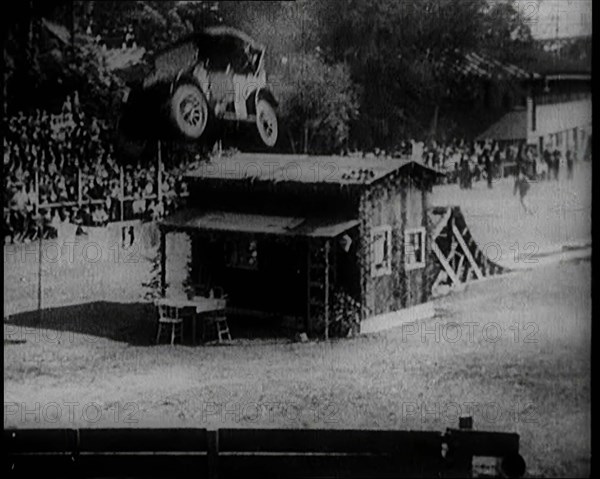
5, 420, 526, 478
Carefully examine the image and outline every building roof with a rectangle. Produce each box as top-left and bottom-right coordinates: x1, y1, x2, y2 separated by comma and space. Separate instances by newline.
476, 109, 528, 141
448, 51, 541, 81
161, 209, 360, 238
186, 153, 443, 187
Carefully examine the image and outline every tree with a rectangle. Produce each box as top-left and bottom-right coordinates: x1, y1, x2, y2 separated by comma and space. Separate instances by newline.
310, 0, 537, 146
275, 53, 359, 154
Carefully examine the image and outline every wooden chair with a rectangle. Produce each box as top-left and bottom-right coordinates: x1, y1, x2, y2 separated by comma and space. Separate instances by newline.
155, 301, 184, 345
195, 287, 232, 344
202, 314, 231, 343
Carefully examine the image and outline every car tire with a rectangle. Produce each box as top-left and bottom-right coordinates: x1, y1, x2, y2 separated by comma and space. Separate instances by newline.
255, 98, 278, 147
169, 83, 209, 140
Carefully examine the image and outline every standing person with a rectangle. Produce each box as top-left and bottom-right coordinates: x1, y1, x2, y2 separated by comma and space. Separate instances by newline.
526, 146, 536, 179
484, 149, 493, 189
514, 165, 532, 214
543, 147, 552, 181
553, 150, 561, 180
460, 154, 469, 189
493, 146, 502, 180
566, 150, 574, 180
458, 155, 465, 189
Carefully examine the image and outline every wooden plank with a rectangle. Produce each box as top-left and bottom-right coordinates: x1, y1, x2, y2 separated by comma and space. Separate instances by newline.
5, 428, 77, 453
6, 427, 523, 478
431, 270, 446, 291
78, 428, 208, 452
431, 242, 461, 286
452, 224, 484, 279
219, 455, 445, 479
431, 207, 452, 240
218, 429, 441, 454
6, 428, 209, 453
456, 254, 465, 281
445, 429, 520, 456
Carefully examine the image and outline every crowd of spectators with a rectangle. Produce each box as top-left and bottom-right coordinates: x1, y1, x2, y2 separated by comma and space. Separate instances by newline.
4, 94, 579, 244
4, 96, 193, 244
371, 138, 575, 188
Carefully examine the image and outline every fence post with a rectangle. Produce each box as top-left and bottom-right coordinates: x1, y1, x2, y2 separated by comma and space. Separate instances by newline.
77, 169, 82, 210
207, 429, 219, 479
34, 168, 39, 216
157, 140, 163, 206
119, 166, 124, 222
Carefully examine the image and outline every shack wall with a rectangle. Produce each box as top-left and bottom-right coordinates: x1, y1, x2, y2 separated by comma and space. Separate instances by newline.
359, 173, 434, 317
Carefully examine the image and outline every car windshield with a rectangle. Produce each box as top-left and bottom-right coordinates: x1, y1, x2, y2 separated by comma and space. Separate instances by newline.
196, 34, 263, 75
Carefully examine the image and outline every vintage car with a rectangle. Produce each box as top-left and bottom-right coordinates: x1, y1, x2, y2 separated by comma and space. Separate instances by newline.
119, 26, 278, 149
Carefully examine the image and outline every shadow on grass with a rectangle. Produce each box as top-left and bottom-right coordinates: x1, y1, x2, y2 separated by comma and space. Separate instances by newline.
5, 301, 157, 346
5, 304, 304, 346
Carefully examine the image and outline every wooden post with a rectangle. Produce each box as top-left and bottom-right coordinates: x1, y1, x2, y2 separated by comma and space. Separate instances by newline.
34, 169, 39, 216
77, 169, 82, 210
206, 429, 219, 479
159, 228, 167, 297
157, 141, 163, 205
119, 166, 125, 222
324, 240, 330, 341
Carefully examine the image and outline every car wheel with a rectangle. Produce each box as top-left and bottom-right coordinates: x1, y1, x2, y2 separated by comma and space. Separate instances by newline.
169, 83, 209, 140
255, 98, 278, 147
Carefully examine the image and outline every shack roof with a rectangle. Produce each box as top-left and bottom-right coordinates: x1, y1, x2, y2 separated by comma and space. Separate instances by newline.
186, 153, 443, 187
476, 109, 527, 141
161, 209, 360, 238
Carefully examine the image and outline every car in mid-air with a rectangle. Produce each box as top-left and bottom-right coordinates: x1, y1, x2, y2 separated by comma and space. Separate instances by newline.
119, 26, 279, 150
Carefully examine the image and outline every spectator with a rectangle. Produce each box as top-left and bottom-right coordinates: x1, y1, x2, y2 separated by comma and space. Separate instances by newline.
92, 205, 109, 227
514, 170, 532, 214
552, 150, 561, 180
484, 148, 493, 189
566, 150, 574, 180
543, 147, 553, 180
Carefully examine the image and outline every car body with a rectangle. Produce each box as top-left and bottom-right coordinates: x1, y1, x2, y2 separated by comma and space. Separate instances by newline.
119, 26, 278, 148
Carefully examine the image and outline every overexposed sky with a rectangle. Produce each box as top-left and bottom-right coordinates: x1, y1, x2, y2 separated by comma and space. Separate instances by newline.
522, 0, 592, 39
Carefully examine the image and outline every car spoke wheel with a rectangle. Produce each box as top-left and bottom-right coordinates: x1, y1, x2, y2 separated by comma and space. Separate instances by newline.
256, 99, 278, 147
170, 83, 208, 139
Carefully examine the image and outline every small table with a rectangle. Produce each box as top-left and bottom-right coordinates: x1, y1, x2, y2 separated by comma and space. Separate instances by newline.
156, 297, 227, 345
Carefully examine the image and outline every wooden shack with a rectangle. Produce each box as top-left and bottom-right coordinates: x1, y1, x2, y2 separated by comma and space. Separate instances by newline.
159, 153, 443, 338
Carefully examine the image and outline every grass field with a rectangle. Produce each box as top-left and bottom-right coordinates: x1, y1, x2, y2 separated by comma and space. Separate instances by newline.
4, 162, 591, 477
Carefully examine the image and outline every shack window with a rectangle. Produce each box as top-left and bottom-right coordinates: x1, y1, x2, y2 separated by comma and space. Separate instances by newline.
371, 226, 392, 277
224, 238, 258, 270
404, 227, 426, 270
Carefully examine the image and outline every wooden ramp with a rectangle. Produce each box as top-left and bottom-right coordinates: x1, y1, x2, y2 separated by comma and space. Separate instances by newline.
428, 206, 507, 296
